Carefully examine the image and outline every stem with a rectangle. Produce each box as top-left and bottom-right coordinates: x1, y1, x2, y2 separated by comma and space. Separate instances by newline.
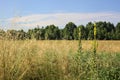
78, 27, 82, 53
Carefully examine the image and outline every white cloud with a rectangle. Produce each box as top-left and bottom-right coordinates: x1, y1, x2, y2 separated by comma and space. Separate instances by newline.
0, 12, 120, 30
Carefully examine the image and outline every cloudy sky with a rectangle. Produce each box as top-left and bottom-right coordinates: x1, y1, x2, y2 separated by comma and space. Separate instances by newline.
0, 0, 120, 30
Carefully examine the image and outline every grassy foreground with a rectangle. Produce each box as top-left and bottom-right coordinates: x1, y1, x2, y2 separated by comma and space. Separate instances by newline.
0, 40, 120, 80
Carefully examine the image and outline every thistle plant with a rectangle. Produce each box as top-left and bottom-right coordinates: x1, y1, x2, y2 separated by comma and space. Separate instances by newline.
78, 27, 82, 53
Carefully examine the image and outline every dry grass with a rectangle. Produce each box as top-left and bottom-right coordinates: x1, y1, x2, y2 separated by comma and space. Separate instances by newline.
0, 40, 120, 80
35, 40, 120, 53
97, 40, 120, 52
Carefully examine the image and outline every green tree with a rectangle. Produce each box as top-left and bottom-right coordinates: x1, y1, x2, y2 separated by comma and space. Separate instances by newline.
27, 29, 35, 39
33, 27, 40, 40
86, 22, 94, 40
6, 30, 17, 40
59, 29, 64, 40
105, 22, 115, 40
45, 25, 60, 40
96, 21, 107, 40
39, 27, 45, 40
115, 22, 120, 39
73, 28, 78, 40
73, 25, 86, 40
78, 25, 87, 39
27, 26, 45, 40
0, 29, 6, 39
16, 29, 27, 40
63, 22, 77, 40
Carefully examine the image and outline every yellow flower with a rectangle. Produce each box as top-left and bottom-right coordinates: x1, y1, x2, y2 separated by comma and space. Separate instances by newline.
79, 27, 81, 37
94, 23, 96, 36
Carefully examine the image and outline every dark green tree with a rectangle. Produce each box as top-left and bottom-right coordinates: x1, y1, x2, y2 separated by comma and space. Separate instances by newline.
16, 29, 27, 40
86, 22, 94, 40
73, 25, 86, 40
0, 21, 119, 40
73, 28, 78, 40
96, 21, 107, 40
59, 29, 64, 40
115, 22, 120, 39
45, 25, 60, 40
63, 22, 77, 40
39, 27, 45, 40
105, 22, 115, 40
78, 25, 87, 39
27, 26, 45, 40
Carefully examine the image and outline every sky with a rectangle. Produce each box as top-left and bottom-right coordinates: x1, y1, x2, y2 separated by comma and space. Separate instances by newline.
0, 0, 120, 30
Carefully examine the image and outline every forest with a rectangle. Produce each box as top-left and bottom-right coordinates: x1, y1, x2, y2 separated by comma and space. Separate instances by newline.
0, 21, 120, 40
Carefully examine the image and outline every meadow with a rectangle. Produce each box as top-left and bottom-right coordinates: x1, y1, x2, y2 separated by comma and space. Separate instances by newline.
0, 40, 120, 80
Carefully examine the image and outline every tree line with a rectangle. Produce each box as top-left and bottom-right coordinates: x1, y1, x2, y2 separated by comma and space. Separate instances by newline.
0, 21, 120, 40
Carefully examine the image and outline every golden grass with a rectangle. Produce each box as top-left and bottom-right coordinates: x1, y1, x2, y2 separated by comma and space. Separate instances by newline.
0, 40, 120, 80
35, 40, 120, 53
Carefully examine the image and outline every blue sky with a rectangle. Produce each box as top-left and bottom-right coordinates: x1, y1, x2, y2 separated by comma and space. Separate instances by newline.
0, 0, 120, 30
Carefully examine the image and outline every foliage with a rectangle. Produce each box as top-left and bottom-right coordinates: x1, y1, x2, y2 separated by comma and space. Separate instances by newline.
0, 21, 120, 40
0, 40, 120, 80
116, 22, 120, 39
45, 25, 60, 40
63, 22, 77, 40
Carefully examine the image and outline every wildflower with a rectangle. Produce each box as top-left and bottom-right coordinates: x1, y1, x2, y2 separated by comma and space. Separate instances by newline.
79, 27, 81, 38
93, 22, 97, 54
94, 23, 97, 36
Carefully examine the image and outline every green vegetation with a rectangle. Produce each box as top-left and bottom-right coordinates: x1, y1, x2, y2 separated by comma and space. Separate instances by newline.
0, 22, 120, 80
0, 21, 120, 40
0, 40, 120, 80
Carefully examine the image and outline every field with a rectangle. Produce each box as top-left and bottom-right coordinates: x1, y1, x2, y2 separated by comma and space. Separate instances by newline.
0, 40, 120, 80
35, 40, 120, 53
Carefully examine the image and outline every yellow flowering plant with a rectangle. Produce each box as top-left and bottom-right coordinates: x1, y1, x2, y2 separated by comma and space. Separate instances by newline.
93, 22, 97, 54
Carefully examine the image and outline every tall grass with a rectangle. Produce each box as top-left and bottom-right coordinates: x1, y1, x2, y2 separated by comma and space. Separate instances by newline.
0, 40, 120, 80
